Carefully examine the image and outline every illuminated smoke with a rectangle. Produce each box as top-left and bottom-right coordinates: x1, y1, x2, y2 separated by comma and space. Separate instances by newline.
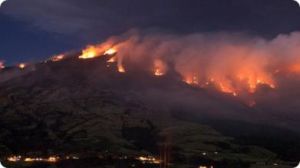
78, 31, 300, 96
153, 59, 167, 76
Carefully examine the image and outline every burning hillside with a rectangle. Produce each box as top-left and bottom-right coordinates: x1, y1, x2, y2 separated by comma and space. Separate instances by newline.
68, 31, 300, 100
2, 31, 300, 110
1, 31, 300, 168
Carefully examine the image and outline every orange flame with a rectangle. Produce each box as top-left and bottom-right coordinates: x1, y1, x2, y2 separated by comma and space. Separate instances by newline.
107, 56, 117, 63
288, 63, 300, 73
79, 42, 116, 59
153, 59, 167, 76
104, 48, 117, 56
118, 64, 126, 73
184, 75, 199, 85
79, 46, 99, 59
51, 54, 65, 62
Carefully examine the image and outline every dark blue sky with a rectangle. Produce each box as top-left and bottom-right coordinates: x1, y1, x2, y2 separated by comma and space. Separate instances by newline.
1, 0, 300, 64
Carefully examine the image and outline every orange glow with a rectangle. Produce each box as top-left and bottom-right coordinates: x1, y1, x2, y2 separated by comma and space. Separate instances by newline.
289, 63, 300, 73
18, 63, 26, 69
218, 82, 237, 96
79, 42, 116, 59
104, 48, 117, 56
153, 59, 167, 76
51, 54, 65, 62
118, 65, 126, 73
79, 46, 99, 59
184, 75, 199, 85
107, 56, 117, 63
154, 69, 164, 76
236, 72, 275, 93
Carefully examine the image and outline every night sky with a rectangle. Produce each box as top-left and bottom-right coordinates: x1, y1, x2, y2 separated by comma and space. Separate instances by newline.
1, 0, 300, 64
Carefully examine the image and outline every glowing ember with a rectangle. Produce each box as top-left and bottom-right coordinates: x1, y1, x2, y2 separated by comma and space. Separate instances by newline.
107, 56, 117, 63
217, 82, 237, 96
18, 63, 26, 69
104, 48, 117, 56
51, 54, 65, 62
153, 59, 167, 76
118, 65, 126, 73
184, 75, 199, 85
154, 68, 164, 76
79, 42, 116, 59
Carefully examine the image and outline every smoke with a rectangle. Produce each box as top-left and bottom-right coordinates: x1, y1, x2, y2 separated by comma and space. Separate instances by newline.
75, 30, 300, 130
82, 31, 300, 98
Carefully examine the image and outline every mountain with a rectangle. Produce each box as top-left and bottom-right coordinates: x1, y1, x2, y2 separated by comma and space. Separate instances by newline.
0, 54, 299, 168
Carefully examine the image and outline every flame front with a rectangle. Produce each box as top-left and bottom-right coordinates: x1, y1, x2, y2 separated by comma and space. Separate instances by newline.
79, 46, 99, 59
118, 64, 126, 73
79, 40, 116, 59
50, 32, 300, 98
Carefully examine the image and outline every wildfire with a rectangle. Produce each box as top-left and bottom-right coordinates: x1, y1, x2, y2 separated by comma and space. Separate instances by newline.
182, 73, 275, 96
153, 59, 167, 76
288, 63, 300, 73
51, 54, 65, 62
79, 46, 98, 59
184, 75, 199, 85
104, 48, 117, 56
107, 56, 117, 63
118, 64, 126, 73
79, 43, 117, 59
61, 32, 300, 97
217, 82, 238, 96
154, 69, 164, 76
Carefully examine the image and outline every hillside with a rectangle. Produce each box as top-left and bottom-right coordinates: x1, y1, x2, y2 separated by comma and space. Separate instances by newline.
0, 54, 299, 168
